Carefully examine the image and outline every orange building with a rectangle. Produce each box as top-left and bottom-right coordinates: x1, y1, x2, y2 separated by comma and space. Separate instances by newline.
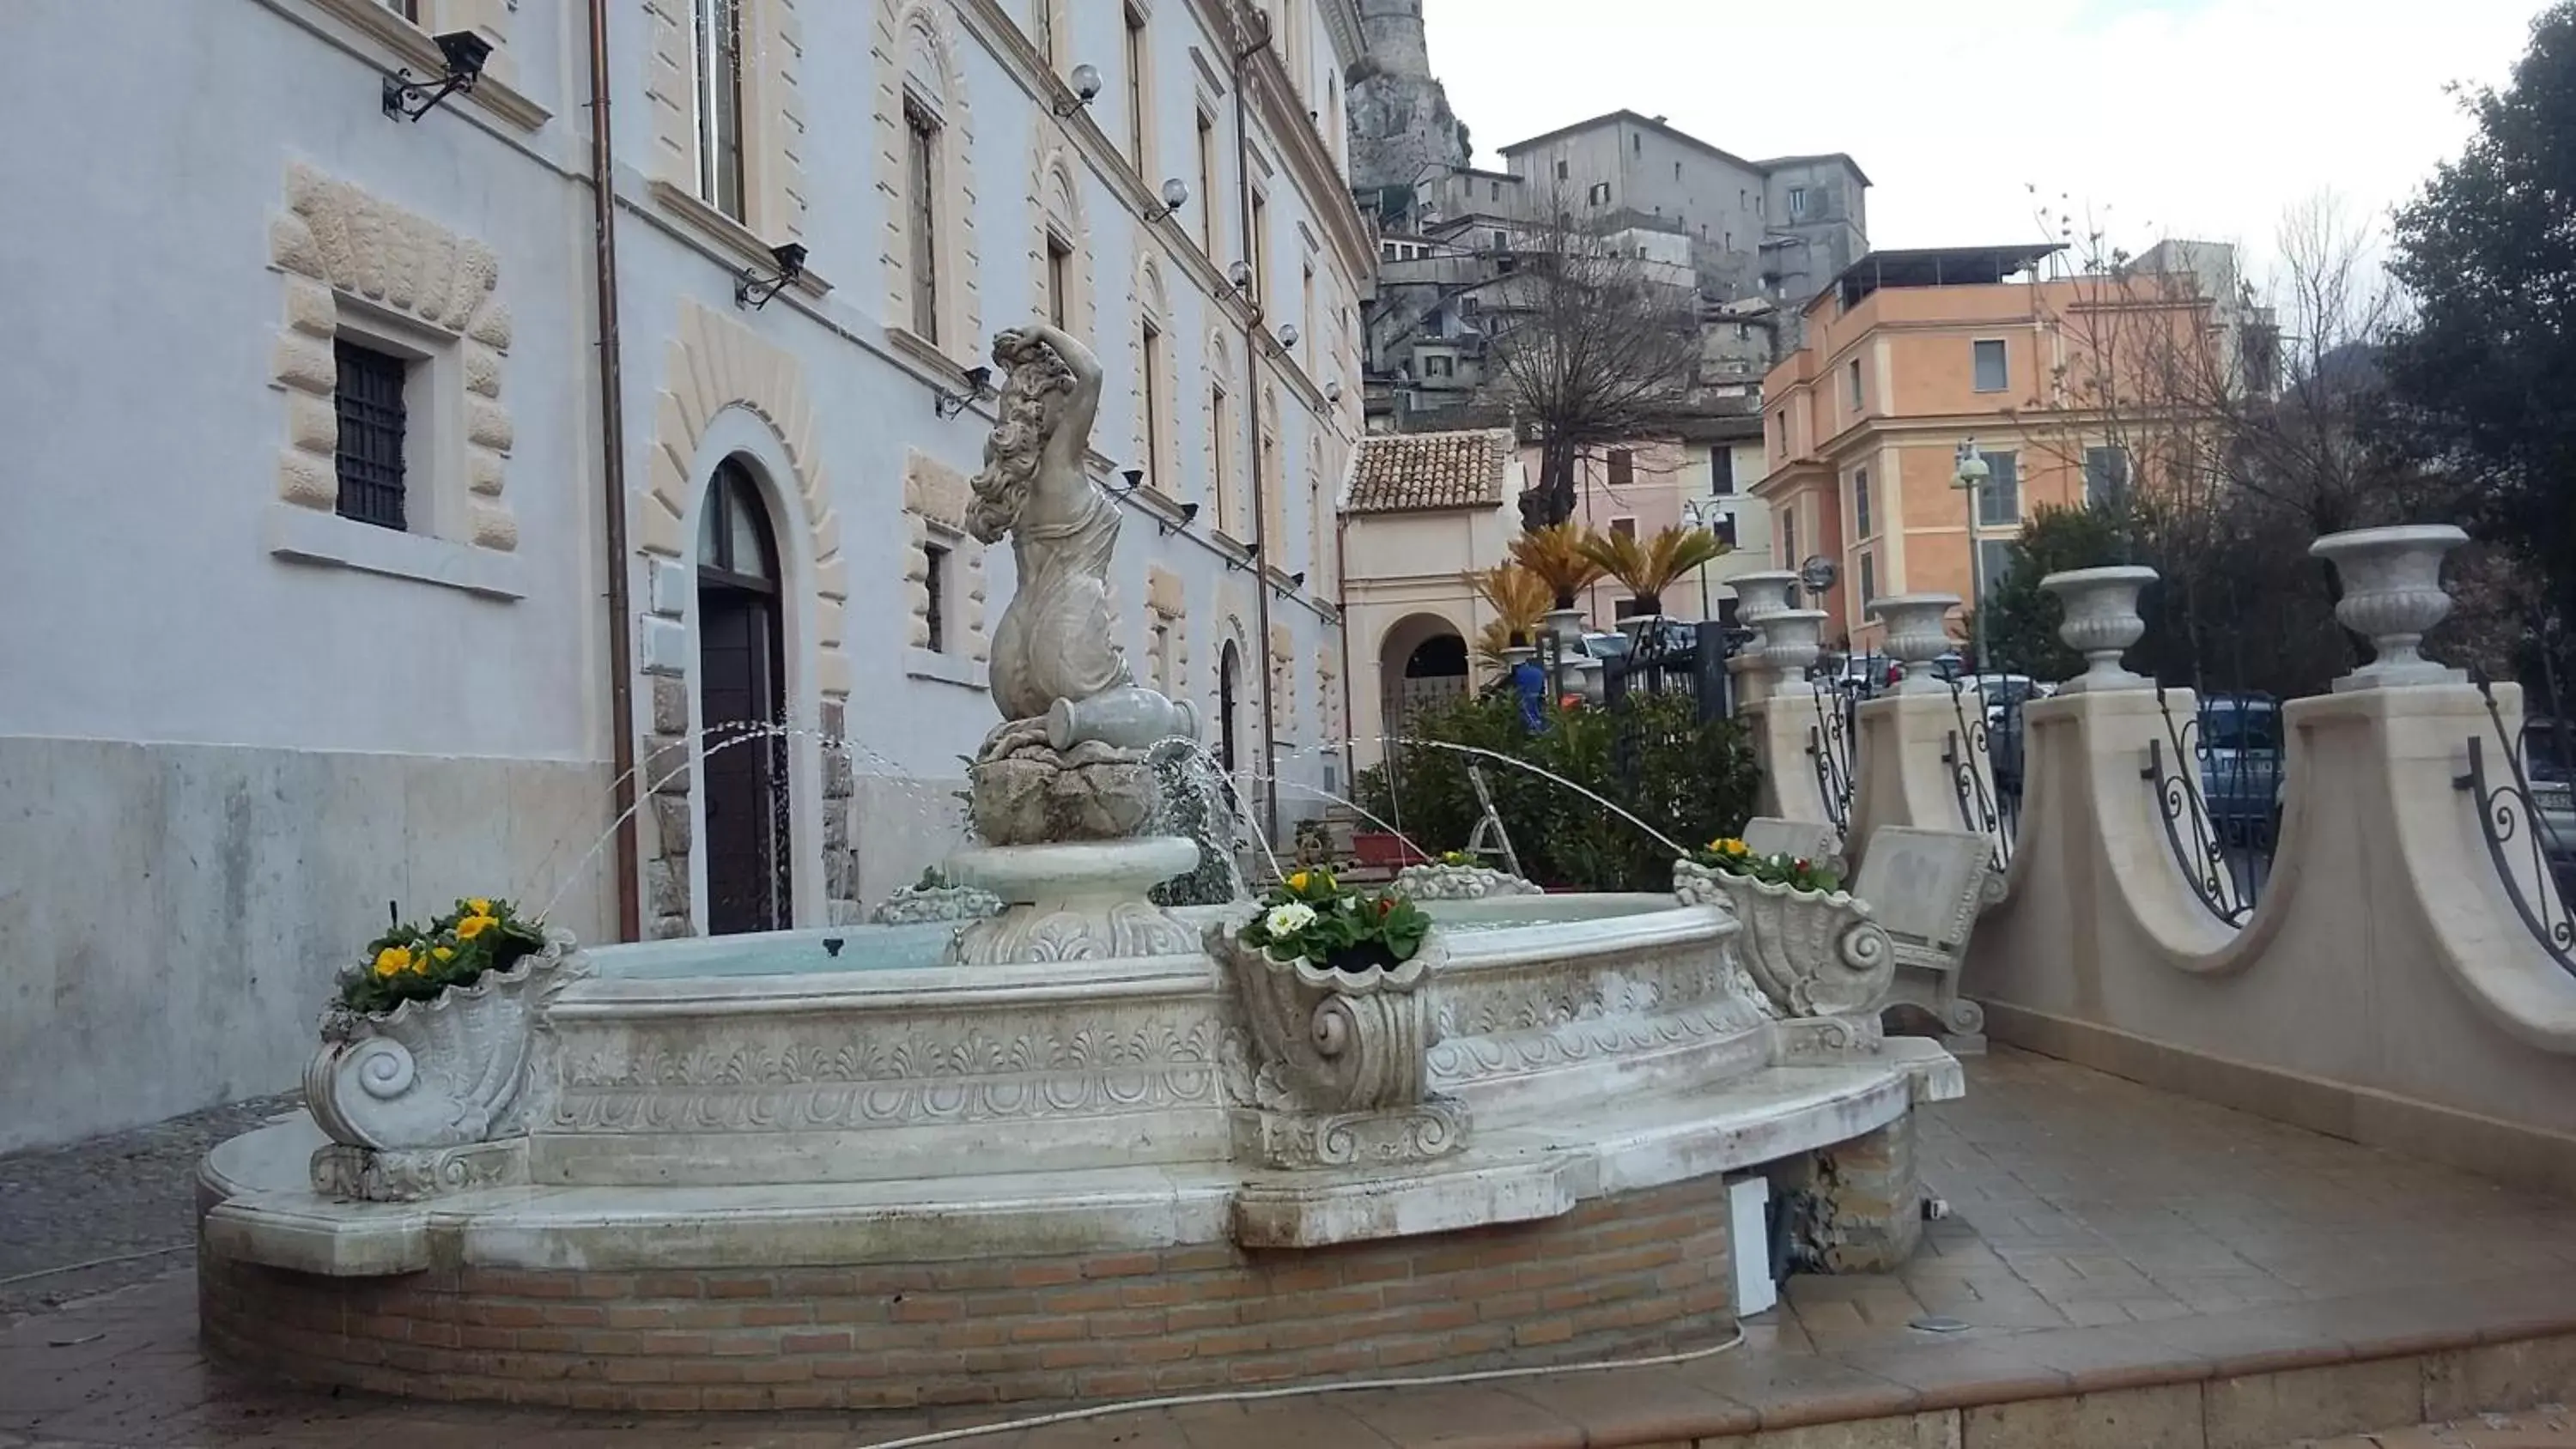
1752, 244, 2235, 652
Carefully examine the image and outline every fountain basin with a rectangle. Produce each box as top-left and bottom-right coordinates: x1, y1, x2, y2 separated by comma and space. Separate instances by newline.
199, 894, 1959, 1411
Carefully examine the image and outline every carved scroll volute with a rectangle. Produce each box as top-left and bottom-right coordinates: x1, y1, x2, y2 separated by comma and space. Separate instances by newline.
305, 931, 586, 1151
1674, 862, 1895, 1020
1215, 929, 1444, 1115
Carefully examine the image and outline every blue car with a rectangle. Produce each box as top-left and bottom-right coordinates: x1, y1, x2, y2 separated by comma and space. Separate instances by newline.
2196, 694, 2282, 846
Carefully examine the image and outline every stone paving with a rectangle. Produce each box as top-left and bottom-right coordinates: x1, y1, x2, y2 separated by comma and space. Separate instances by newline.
8, 1052, 2576, 1446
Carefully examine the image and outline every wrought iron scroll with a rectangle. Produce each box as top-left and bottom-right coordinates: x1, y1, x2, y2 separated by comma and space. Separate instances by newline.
2456, 683, 2576, 978
1806, 681, 1856, 834
2139, 688, 2259, 928
1943, 679, 2018, 872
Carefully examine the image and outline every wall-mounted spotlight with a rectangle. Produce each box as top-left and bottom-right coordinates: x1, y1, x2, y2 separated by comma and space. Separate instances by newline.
1142, 179, 1190, 224
1276, 324, 1300, 350
1053, 64, 1104, 118
1323, 379, 1343, 404
1273, 569, 1307, 598
933, 364, 995, 419
1226, 540, 1262, 573
1226, 260, 1255, 293
1111, 467, 1146, 494
1157, 501, 1200, 536
383, 31, 493, 122
733, 242, 809, 311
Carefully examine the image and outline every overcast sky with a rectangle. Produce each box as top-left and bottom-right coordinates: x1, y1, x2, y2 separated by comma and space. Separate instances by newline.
1425, 0, 2540, 277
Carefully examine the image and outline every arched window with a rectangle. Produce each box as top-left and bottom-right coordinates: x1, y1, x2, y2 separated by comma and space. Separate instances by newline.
1218, 640, 1242, 775
1207, 330, 1236, 535
1137, 260, 1174, 490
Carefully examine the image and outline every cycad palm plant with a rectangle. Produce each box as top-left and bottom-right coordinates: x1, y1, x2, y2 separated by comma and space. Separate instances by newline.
1472, 618, 1519, 672
1507, 524, 1608, 609
1472, 562, 1554, 646
1578, 524, 1730, 615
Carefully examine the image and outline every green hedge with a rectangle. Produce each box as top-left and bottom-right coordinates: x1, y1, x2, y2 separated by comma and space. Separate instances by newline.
1356, 688, 1760, 892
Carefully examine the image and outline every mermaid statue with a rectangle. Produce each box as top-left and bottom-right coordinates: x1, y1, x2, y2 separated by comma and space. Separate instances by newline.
958, 324, 1197, 848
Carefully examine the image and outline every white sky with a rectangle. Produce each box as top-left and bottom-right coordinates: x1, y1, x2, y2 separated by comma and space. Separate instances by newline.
1424, 0, 2539, 276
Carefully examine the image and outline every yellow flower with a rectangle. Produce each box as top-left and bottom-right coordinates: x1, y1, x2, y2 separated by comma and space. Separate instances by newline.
465, 898, 492, 917
431, 946, 455, 964
1286, 870, 1310, 893
456, 914, 496, 941
372, 945, 413, 978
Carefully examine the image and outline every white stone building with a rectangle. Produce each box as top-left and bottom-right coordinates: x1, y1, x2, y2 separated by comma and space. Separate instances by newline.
0, 0, 1370, 1149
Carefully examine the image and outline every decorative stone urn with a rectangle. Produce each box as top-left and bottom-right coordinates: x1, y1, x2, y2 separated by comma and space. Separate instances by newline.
1728, 570, 1802, 624
1500, 645, 1536, 670
1567, 653, 1606, 704
1866, 594, 1960, 695
2041, 566, 2158, 694
1212, 926, 1467, 1170
2311, 524, 2470, 691
1394, 862, 1543, 900
1674, 861, 1894, 1018
1756, 608, 1828, 682
304, 928, 586, 1201
1542, 606, 1588, 648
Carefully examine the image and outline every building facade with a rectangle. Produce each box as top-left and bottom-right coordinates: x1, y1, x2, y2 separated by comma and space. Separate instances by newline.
1752, 244, 2238, 652
0, 0, 1370, 1149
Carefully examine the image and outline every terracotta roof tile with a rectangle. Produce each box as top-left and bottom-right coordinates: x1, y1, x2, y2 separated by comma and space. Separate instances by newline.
1345, 429, 1511, 514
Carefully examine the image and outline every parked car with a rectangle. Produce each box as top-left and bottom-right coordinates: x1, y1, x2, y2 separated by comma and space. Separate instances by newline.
2196, 694, 2283, 845
1952, 675, 2045, 798
2518, 718, 2576, 875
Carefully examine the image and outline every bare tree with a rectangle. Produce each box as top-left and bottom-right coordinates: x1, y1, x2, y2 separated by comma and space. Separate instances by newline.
1480, 194, 1700, 530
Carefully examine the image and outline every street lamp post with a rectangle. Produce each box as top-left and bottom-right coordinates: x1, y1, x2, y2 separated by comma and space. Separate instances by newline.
1953, 440, 1991, 672
1681, 499, 1723, 621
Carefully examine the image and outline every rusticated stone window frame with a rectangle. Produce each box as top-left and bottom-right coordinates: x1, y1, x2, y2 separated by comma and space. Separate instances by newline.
902, 450, 990, 689
1270, 622, 1298, 743
1144, 567, 1190, 698
265, 163, 523, 598
1131, 257, 1179, 493
878, 0, 980, 367
643, 0, 811, 254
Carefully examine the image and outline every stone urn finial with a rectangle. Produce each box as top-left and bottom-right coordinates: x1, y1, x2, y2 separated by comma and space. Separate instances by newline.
1867, 594, 1960, 695
2041, 567, 2157, 694
2310, 525, 2470, 692
1758, 608, 1827, 682
1728, 571, 1801, 624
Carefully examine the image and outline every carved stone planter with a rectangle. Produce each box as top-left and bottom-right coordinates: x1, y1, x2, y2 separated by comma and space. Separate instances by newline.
305, 929, 586, 1201
1673, 861, 1893, 1018
2041, 566, 2157, 694
1755, 608, 1828, 682
869, 883, 1005, 925
2311, 524, 2469, 691
1728, 570, 1802, 624
1866, 594, 1961, 695
1211, 927, 1467, 1170
1394, 863, 1542, 900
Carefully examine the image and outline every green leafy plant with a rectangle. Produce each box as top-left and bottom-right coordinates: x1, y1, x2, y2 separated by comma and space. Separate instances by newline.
1508, 524, 1608, 609
1236, 869, 1432, 973
1359, 688, 1760, 892
1437, 850, 1477, 867
336, 898, 550, 1016
1692, 838, 1842, 894
1577, 524, 1730, 615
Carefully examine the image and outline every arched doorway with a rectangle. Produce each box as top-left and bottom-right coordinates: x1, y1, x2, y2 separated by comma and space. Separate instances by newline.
1377, 614, 1469, 741
697, 458, 791, 935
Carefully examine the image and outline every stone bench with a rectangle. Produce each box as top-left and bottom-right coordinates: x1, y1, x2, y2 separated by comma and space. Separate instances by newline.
1854, 826, 2002, 1052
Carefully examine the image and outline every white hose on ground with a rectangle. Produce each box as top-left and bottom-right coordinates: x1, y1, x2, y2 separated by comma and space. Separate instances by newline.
849, 1325, 1748, 1449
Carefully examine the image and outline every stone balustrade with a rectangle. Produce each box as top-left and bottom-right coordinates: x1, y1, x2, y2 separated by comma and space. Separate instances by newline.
1743, 524, 2576, 1194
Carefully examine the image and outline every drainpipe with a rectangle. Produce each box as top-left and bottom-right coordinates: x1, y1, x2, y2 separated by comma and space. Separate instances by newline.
1334, 500, 1356, 789
588, 0, 641, 943
1233, 16, 1280, 850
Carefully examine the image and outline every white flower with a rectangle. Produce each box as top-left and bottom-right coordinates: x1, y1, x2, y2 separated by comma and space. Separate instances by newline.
1265, 902, 1318, 937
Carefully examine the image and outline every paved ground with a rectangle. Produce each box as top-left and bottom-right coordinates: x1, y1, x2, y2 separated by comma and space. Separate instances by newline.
8, 1052, 2576, 1446
2295, 1413, 2576, 1446
0, 1094, 295, 1321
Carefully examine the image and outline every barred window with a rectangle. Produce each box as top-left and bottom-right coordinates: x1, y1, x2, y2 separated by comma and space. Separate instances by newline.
924, 543, 950, 653
334, 340, 408, 531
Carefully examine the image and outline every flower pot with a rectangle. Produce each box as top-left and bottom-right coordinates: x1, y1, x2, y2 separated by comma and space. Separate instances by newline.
2040, 566, 2157, 694
1752, 608, 1827, 682
2310, 524, 2469, 691
1865, 594, 1959, 695
1673, 860, 1893, 1017
306, 929, 586, 1152
1543, 607, 1587, 646
1210, 927, 1443, 1108
1616, 611, 1667, 642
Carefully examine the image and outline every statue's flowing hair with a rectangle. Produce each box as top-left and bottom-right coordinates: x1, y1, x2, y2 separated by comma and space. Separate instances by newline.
967, 335, 1074, 545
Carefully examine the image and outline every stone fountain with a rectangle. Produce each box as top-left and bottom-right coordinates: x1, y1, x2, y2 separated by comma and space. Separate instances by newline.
937, 324, 1202, 964
192, 324, 1963, 1416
